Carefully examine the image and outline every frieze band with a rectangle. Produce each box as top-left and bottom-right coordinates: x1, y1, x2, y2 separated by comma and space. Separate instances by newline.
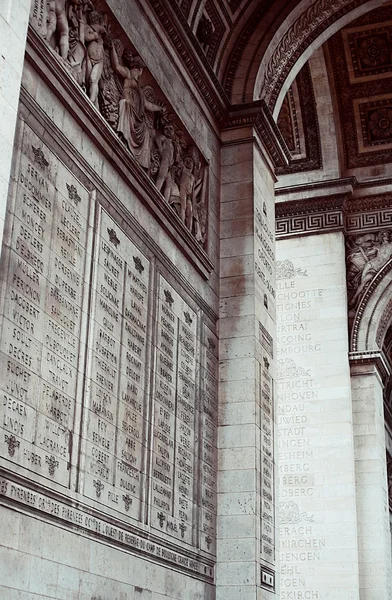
30, 0, 208, 247
0, 473, 214, 582
276, 193, 392, 239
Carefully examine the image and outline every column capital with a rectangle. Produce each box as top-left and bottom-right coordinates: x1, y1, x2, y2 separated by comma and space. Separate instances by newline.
349, 350, 390, 384
222, 100, 290, 173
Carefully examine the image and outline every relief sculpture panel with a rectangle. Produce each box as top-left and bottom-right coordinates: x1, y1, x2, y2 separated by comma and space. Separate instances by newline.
29, 0, 208, 247
346, 229, 392, 319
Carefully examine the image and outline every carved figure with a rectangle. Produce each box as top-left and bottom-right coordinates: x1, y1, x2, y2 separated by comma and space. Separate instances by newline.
347, 230, 392, 307
99, 39, 123, 128
187, 147, 207, 243
41, 5, 208, 244
67, 0, 93, 88
84, 10, 108, 106
166, 145, 206, 242
109, 45, 164, 169
179, 155, 195, 228
155, 124, 177, 199
46, 0, 70, 59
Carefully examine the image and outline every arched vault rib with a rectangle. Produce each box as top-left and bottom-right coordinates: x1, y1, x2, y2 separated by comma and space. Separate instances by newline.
224, 0, 391, 117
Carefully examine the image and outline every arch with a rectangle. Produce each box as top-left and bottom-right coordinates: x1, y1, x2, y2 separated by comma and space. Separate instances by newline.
351, 259, 392, 352
223, 0, 390, 116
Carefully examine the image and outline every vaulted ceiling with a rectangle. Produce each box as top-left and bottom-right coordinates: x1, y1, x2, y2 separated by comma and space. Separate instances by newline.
277, 3, 392, 175
150, 0, 392, 111
149, 0, 392, 175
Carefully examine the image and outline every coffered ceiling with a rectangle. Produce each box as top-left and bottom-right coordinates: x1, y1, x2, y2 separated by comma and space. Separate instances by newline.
148, 0, 392, 174
327, 4, 392, 171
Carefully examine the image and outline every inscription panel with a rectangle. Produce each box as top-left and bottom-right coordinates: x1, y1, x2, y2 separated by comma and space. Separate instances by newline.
276, 246, 355, 600
0, 122, 219, 568
150, 277, 198, 545
260, 358, 275, 565
199, 326, 218, 555
0, 124, 90, 487
83, 209, 150, 520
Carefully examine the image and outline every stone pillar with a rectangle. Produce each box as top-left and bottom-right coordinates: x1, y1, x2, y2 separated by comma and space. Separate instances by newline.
350, 353, 392, 600
217, 112, 287, 600
276, 231, 360, 600
0, 0, 31, 248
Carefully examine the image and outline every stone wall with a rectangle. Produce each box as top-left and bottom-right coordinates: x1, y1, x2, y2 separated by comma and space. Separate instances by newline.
0, 2, 220, 598
276, 232, 359, 600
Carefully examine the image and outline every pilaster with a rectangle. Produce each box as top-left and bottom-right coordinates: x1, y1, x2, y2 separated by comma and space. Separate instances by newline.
350, 352, 392, 600
217, 110, 284, 600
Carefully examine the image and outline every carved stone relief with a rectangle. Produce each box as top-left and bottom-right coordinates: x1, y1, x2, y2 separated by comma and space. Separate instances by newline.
0, 117, 217, 577
346, 229, 392, 311
32, 1, 208, 246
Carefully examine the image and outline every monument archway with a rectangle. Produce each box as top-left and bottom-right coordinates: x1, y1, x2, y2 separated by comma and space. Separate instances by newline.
1, 2, 392, 600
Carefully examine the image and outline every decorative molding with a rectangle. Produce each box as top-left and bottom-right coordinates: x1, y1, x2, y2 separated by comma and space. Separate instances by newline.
275, 195, 346, 239
275, 190, 392, 239
222, 0, 274, 98
263, 0, 372, 111
376, 295, 392, 348
224, 99, 291, 168
146, 0, 229, 122
346, 194, 392, 232
275, 177, 357, 196
349, 350, 390, 383
276, 63, 322, 175
350, 260, 392, 351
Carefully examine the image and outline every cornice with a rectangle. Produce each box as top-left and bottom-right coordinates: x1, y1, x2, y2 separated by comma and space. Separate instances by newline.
275, 177, 357, 196
276, 186, 392, 239
349, 350, 391, 384
223, 100, 291, 168
346, 194, 392, 234
275, 194, 347, 238
146, 0, 229, 122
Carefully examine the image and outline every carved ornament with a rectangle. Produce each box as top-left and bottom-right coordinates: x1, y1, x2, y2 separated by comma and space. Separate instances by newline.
223, 100, 290, 168
346, 229, 392, 311
262, 0, 374, 111
31, 0, 208, 247
275, 194, 346, 239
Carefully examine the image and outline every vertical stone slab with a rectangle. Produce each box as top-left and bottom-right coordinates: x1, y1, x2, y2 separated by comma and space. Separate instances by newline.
0, 0, 30, 249
218, 126, 278, 600
350, 355, 392, 600
276, 232, 359, 600
82, 208, 151, 519
0, 123, 91, 488
200, 325, 218, 555
150, 276, 198, 545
